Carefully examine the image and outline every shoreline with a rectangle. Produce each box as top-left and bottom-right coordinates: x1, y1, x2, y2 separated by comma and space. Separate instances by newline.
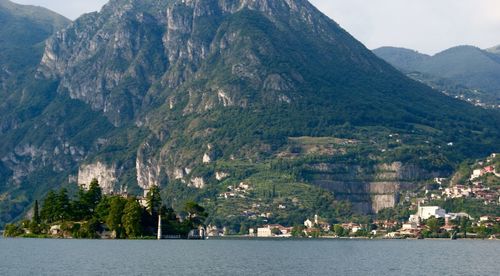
2, 238, 497, 242
3, 235, 497, 241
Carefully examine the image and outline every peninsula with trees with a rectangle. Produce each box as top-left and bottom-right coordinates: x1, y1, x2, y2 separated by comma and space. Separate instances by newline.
3, 179, 207, 239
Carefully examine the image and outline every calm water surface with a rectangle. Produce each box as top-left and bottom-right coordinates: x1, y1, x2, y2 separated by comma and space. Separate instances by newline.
0, 238, 498, 275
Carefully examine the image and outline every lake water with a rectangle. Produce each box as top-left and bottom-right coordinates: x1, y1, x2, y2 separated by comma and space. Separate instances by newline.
0, 238, 498, 275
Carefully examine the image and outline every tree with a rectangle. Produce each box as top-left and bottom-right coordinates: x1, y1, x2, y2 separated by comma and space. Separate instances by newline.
271, 227, 282, 236
161, 207, 182, 235
183, 201, 207, 227
94, 196, 111, 223
239, 223, 248, 235
291, 225, 306, 237
86, 179, 102, 212
355, 229, 369, 237
333, 224, 345, 237
146, 186, 162, 216
29, 200, 41, 234
460, 217, 469, 238
56, 188, 72, 222
33, 200, 41, 225
74, 218, 101, 239
476, 225, 490, 239
426, 217, 441, 234
4, 223, 24, 237
106, 196, 126, 238
74, 179, 103, 220
122, 198, 143, 238
72, 188, 88, 220
41, 190, 58, 223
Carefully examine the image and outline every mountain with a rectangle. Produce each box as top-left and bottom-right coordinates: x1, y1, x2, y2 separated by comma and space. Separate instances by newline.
1, 0, 499, 230
373, 46, 500, 107
0, 1, 113, 226
486, 44, 500, 55
372, 47, 430, 70
0, 0, 69, 88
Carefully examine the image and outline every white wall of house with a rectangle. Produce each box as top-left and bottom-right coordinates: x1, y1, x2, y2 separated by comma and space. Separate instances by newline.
257, 227, 272, 237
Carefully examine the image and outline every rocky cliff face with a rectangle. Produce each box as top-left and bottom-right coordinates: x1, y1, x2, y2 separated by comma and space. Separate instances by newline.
136, 141, 163, 190
37, 0, 383, 126
307, 162, 439, 213
78, 162, 118, 194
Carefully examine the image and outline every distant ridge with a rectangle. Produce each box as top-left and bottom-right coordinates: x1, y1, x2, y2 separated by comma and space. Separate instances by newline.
0, 0, 69, 86
374, 45, 500, 106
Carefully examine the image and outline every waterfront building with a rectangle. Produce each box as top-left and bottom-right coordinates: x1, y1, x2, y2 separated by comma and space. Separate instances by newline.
417, 206, 446, 220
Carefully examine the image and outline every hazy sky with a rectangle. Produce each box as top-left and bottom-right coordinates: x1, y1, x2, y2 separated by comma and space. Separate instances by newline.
11, 0, 500, 54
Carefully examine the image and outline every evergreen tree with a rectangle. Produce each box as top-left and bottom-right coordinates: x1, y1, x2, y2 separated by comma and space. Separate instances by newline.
72, 188, 88, 221
56, 188, 71, 222
33, 200, 41, 225
161, 207, 182, 235
106, 196, 126, 238
74, 179, 103, 220
41, 190, 58, 223
86, 179, 102, 212
183, 201, 207, 227
122, 198, 143, 238
146, 186, 162, 216
94, 196, 111, 223
29, 200, 42, 234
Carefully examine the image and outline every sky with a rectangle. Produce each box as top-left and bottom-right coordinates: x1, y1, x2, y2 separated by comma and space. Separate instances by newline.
11, 0, 500, 55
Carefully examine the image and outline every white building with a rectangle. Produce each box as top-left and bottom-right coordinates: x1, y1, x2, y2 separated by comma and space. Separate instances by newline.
304, 219, 313, 229
351, 226, 362, 233
401, 222, 418, 230
257, 226, 272, 237
409, 214, 421, 224
470, 169, 482, 180
417, 206, 446, 220
257, 224, 289, 237
480, 216, 491, 222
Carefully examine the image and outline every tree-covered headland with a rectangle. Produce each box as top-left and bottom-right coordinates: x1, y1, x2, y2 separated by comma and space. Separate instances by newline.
3, 179, 207, 239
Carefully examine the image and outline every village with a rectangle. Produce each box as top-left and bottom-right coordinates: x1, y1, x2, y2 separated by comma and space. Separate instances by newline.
241, 205, 499, 240
223, 154, 500, 239
426, 153, 500, 204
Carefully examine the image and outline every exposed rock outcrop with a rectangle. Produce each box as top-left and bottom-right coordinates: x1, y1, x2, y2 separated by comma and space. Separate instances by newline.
78, 162, 118, 194
215, 171, 230, 181
36, 0, 322, 126
136, 142, 163, 190
189, 177, 205, 189
308, 162, 438, 213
